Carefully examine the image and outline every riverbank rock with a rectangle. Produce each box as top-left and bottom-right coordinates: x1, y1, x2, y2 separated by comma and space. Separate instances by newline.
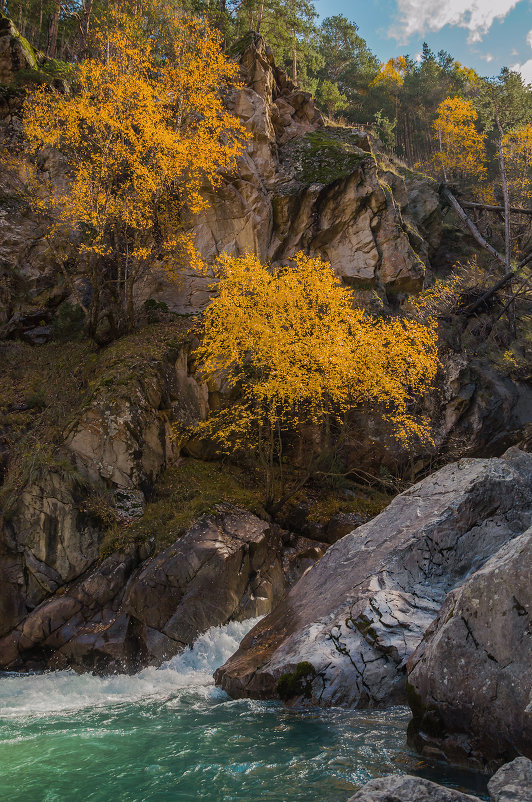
347, 758, 532, 801
407, 528, 532, 770
214, 449, 532, 706
347, 775, 480, 801
0, 509, 326, 673
487, 757, 532, 801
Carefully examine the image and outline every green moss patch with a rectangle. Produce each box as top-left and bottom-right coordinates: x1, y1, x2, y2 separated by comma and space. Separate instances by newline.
276, 661, 316, 702
99, 457, 266, 556
280, 128, 375, 189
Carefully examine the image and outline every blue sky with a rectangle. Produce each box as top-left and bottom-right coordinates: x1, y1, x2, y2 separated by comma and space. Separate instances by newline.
315, 0, 532, 83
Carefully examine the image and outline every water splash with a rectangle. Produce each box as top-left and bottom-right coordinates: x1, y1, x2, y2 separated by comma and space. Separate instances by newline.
0, 618, 260, 719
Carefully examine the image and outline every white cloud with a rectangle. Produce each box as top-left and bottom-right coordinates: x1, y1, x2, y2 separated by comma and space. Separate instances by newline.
514, 58, 532, 83
392, 0, 523, 43
513, 28, 532, 84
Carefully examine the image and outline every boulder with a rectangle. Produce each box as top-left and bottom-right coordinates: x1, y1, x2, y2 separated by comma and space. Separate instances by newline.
347, 775, 480, 801
0, 509, 326, 673
407, 529, 532, 770
214, 449, 532, 707
66, 343, 208, 490
488, 757, 532, 802
0, 14, 37, 86
347, 758, 532, 802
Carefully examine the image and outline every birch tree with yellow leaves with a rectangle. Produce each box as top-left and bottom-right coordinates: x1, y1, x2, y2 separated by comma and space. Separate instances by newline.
432, 96, 486, 183
23, 6, 247, 338
195, 252, 439, 511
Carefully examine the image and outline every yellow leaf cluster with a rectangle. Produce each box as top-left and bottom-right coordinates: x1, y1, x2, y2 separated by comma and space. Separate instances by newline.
371, 57, 408, 90
23, 9, 248, 287
432, 96, 486, 182
196, 252, 439, 452
502, 125, 532, 205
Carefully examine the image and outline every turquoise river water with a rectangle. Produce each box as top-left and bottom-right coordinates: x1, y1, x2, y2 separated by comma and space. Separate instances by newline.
0, 619, 489, 802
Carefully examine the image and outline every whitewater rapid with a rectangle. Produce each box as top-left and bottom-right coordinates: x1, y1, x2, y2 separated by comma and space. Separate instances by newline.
0, 618, 260, 719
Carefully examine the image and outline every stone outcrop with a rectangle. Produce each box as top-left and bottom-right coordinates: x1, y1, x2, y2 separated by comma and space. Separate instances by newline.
214, 449, 532, 707
138, 34, 440, 312
0, 335, 210, 634
0, 470, 101, 638
407, 528, 532, 770
0, 14, 36, 86
0, 509, 326, 673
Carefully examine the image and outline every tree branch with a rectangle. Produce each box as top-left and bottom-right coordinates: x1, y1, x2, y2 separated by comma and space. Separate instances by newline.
441, 186, 506, 268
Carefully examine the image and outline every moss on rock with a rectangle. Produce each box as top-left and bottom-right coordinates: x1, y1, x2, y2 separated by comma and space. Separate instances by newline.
280, 128, 375, 190
276, 661, 316, 702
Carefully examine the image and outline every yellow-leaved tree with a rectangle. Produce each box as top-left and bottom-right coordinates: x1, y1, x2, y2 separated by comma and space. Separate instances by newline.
502, 125, 532, 205
23, 6, 248, 337
432, 96, 486, 183
194, 252, 439, 511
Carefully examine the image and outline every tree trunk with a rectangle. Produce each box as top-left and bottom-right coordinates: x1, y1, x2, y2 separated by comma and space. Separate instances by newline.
496, 116, 515, 332
292, 30, 297, 84
46, 2, 61, 59
441, 187, 506, 268
80, 0, 94, 54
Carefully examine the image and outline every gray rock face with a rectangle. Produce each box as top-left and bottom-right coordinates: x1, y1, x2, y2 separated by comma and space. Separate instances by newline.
488, 757, 532, 802
407, 529, 532, 770
138, 35, 439, 313
0, 510, 326, 673
347, 758, 532, 802
214, 449, 532, 707
347, 775, 480, 801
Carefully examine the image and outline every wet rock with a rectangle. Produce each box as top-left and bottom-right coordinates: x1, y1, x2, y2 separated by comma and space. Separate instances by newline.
215, 449, 532, 706
0, 510, 325, 673
407, 528, 532, 770
488, 757, 532, 802
347, 775, 480, 801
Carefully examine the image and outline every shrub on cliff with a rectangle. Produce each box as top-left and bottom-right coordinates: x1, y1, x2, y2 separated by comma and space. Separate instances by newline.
194, 252, 439, 511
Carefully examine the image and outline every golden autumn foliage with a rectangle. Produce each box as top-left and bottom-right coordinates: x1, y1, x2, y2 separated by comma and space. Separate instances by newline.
432, 96, 486, 182
502, 125, 532, 204
23, 7, 248, 336
195, 252, 439, 508
370, 56, 408, 89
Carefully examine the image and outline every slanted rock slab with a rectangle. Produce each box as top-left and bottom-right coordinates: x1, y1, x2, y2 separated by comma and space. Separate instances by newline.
215, 449, 532, 707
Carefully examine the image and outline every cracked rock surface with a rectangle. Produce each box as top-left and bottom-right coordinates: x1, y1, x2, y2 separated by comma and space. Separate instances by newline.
0, 509, 326, 673
407, 527, 532, 770
214, 449, 532, 707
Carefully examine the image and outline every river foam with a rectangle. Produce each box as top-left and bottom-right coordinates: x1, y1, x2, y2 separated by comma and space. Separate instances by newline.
0, 618, 260, 719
